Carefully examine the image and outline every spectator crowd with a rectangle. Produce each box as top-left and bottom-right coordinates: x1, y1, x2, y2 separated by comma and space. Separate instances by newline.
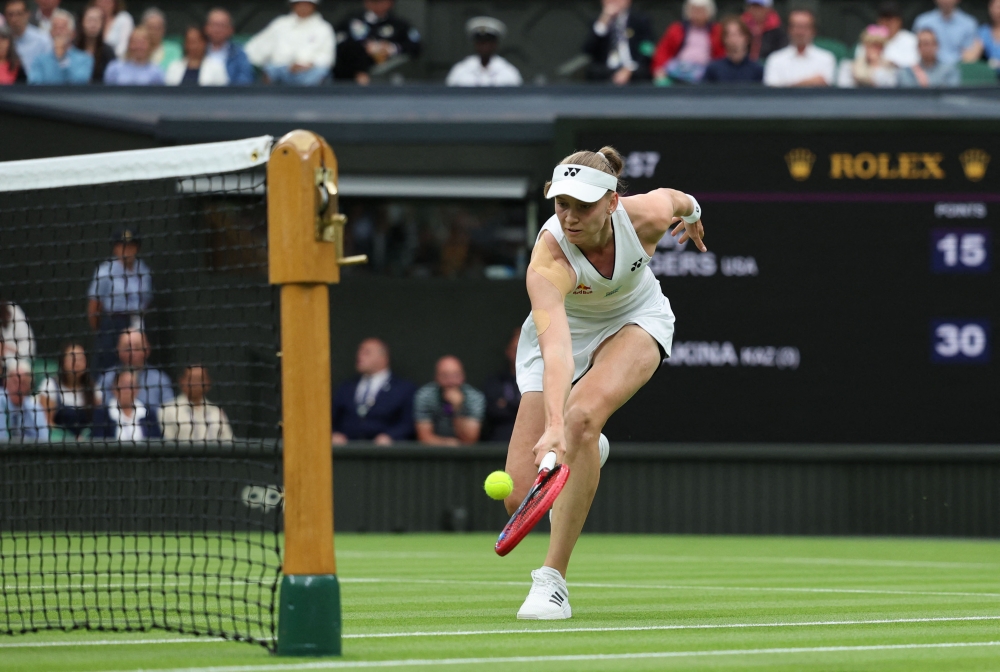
0, 229, 234, 443
331, 331, 522, 446
0, 0, 996, 88
2, 221, 522, 445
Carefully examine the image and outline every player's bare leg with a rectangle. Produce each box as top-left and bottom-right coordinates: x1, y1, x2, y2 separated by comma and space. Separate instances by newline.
503, 392, 545, 514
544, 325, 661, 577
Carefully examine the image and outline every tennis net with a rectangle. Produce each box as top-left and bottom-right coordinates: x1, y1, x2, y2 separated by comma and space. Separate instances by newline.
0, 137, 282, 649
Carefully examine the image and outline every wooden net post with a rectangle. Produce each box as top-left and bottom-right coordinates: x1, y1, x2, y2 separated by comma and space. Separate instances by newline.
268, 130, 364, 657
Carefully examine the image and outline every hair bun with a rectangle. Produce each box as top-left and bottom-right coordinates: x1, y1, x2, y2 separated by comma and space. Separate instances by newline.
597, 146, 624, 178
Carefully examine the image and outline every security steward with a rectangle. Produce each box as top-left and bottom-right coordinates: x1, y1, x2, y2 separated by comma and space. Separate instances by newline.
333, 0, 421, 84
87, 228, 153, 375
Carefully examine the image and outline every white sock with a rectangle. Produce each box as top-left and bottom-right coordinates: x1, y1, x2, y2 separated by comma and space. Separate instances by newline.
537, 566, 564, 582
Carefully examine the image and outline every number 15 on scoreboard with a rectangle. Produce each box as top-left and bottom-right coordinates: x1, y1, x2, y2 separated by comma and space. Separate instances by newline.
931, 229, 991, 273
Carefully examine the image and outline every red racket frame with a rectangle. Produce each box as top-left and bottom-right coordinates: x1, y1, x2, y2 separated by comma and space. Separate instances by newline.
495, 454, 570, 556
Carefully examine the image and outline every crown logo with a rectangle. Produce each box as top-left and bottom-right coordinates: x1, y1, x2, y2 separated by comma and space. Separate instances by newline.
785, 148, 815, 181
959, 149, 990, 182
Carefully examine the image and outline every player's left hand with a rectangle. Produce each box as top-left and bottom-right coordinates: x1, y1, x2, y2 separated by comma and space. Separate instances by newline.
671, 217, 707, 252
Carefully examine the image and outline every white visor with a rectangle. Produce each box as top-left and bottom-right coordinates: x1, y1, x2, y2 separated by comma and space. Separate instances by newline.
546, 164, 618, 203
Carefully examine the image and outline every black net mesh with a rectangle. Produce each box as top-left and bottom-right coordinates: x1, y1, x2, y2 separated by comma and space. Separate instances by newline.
0, 160, 281, 649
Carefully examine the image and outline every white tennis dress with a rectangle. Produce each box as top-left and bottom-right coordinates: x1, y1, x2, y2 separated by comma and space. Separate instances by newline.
515, 202, 676, 393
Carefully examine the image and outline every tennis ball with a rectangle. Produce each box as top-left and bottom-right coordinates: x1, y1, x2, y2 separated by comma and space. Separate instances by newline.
484, 471, 514, 500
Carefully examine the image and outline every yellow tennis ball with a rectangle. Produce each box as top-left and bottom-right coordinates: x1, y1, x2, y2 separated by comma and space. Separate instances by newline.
484, 471, 514, 500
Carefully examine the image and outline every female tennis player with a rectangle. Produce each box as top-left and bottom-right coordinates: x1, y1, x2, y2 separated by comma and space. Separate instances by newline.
506, 147, 706, 619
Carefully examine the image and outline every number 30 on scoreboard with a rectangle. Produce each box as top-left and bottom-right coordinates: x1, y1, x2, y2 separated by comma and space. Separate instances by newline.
931, 320, 991, 364
930, 229, 991, 273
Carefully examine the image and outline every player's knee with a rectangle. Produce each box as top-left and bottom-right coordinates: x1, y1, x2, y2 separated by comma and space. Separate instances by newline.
564, 403, 600, 448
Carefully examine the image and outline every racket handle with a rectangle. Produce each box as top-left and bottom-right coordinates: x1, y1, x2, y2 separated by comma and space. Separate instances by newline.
539, 451, 557, 472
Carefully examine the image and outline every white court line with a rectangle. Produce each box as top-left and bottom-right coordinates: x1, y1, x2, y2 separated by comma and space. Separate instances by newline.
5, 615, 997, 648
130, 641, 1000, 671
339, 577, 1000, 599
0, 638, 226, 649
8, 577, 996, 599
342, 615, 1000, 639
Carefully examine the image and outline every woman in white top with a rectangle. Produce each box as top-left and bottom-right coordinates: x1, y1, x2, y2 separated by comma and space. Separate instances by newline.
94, 0, 134, 59
165, 26, 228, 86
507, 147, 706, 620
38, 343, 102, 438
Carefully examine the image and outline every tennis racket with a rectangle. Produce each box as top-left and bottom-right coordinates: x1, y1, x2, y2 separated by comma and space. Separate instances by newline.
495, 451, 570, 556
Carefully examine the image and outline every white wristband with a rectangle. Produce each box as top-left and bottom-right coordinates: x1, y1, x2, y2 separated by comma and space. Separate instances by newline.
681, 195, 702, 224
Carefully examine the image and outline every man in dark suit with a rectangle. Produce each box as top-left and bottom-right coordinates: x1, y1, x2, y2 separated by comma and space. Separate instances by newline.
332, 338, 416, 445
583, 0, 656, 84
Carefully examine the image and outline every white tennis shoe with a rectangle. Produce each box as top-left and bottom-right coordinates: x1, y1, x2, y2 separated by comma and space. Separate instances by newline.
598, 433, 610, 467
517, 567, 572, 620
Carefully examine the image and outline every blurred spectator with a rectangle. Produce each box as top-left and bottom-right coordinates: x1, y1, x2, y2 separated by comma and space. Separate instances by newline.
103, 26, 164, 84
38, 343, 100, 438
29, 8, 93, 84
742, 0, 786, 62
332, 338, 415, 445
899, 28, 960, 86
98, 329, 174, 408
91, 367, 161, 440
204, 8, 254, 85
30, 0, 58, 35
3, 0, 50, 75
703, 15, 763, 83
88, 228, 153, 372
414, 355, 485, 446
165, 25, 227, 85
0, 361, 48, 442
74, 4, 114, 82
1, 294, 34, 374
93, 0, 132, 59
865, 1, 918, 68
481, 329, 521, 442
763, 9, 835, 87
0, 24, 26, 82
246, 0, 334, 86
158, 365, 233, 441
967, 0, 1000, 71
582, 0, 655, 84
652, 0, 724, 84
333, 0, 421, 85
913, 0, 978, 65
140, 7, 178, 71
838, 24, 898, 87
446, 16, 521, 86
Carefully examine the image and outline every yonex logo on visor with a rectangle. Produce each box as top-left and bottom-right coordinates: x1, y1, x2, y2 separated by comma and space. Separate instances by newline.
565, 168, 580, 177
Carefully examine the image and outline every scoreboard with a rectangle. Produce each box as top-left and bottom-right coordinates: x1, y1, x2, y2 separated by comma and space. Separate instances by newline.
575, 131, 999, 443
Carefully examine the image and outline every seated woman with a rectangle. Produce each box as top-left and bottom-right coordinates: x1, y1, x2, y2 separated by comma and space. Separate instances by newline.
165, 26, 228, 86
38, 343, 102, 439
103, 27, 164, 85
651, 0, 724, 84
92, 368, 162, 440
968, 0, 1000, 72
838, 25, 897, 88
0, 25, 27, 84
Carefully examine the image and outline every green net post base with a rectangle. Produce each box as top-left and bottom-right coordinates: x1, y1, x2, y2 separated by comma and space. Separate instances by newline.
277, 574, 342, 656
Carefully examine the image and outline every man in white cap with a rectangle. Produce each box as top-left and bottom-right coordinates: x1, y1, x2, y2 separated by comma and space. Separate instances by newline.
245, 0, 334, 85
445, 16, 521, 86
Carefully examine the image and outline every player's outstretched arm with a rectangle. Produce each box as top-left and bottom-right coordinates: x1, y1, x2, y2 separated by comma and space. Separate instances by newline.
526, 233, 576, 466
624, 188, 707, 253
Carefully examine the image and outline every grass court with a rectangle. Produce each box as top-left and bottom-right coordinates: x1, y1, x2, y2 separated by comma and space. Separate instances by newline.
2, 533, 999, 671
